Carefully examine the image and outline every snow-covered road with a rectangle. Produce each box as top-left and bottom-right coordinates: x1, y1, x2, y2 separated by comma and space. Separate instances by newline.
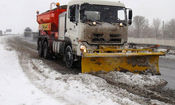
0, 36, 69, 105
0, 35, 174, 105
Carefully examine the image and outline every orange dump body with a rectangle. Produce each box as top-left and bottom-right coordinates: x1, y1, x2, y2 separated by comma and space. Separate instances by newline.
37, 8, 67, 34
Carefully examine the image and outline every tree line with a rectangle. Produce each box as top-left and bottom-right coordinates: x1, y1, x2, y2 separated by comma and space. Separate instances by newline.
129, 16, 175, 40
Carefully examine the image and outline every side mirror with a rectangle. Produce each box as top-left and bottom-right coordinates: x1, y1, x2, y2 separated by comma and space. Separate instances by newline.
128, 20, 132, 25
128, 9, 133, 25
129, 9, 132, 20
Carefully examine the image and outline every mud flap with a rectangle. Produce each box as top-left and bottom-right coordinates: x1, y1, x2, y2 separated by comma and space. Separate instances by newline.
82, 55, 160, 75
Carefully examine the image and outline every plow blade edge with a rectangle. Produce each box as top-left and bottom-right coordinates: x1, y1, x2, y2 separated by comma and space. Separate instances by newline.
82, 53, 163, 75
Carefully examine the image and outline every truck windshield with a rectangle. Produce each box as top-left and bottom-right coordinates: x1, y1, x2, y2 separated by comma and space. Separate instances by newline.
80, 4, 126, 23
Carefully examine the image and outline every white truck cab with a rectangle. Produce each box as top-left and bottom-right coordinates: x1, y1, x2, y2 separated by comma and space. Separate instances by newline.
55, 0, 133, 67
59, 0, 132, 56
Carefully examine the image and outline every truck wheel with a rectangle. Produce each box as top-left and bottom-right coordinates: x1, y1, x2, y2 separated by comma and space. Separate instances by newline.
38, 41, 43, 57
43, 41, 49, 59
65, 45, 74, 68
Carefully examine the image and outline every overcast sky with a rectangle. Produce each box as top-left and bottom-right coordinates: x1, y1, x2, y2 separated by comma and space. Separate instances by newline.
0, 0, 175, 33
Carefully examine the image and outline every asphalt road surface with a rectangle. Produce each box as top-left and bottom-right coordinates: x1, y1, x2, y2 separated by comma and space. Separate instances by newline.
160, 58, 175, 89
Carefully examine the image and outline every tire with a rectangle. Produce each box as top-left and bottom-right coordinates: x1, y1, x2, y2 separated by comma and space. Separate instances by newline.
38, 41, 43, 57
43, 41, 49, 59
64, 45, 74, 68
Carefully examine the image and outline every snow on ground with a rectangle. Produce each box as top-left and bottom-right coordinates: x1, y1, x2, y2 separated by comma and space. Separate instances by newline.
29, 59, 140, 105
0, 36, 170, 105
98, 71, 167, 88
0, 36, 67, 105
25, 58, 169, 105
161, 54, 175, 60
158, 48, 175, 60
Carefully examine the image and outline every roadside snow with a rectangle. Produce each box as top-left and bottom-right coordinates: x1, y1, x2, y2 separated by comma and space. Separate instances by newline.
98, 71, 167, 88
1, 36, 171, 105
161, 54, 175, 60
29, 59, 137, 105
25, 59, 169, 105
0, 36, 64, 105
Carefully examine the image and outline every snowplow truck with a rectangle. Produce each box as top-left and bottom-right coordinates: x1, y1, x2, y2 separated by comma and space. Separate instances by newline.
37, 0, 165, 74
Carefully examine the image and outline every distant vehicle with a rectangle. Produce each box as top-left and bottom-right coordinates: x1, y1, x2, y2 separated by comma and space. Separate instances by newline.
4, 29, 12, 35
6, 29, 12, 33
0, 30, 2, 36
24, 27, 32, 37
32, 32, 39, 40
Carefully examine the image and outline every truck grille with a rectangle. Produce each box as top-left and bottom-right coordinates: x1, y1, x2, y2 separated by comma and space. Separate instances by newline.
110, 34, 121, 43
109, 39, 121, 43
92, 34, 105, 42
92, 38, 105, 42
110, 34, 121, 37
93, 34, 103, 37
91, 33, 122, 43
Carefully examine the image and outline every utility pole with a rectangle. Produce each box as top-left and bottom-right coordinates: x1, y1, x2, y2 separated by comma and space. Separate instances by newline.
162, 21, 165, 39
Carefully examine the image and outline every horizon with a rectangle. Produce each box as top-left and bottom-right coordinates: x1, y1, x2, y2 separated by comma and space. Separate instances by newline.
0, 0, 174, 33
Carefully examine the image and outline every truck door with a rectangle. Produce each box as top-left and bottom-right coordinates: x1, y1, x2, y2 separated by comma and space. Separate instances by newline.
66, 5, 79, 47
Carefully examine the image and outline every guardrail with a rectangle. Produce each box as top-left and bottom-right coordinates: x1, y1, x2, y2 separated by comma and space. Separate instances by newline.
128, 37, 175, 47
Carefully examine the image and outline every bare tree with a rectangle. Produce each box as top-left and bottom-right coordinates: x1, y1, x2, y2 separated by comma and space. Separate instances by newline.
133, 16, 148, 38
142, 24, 154, 38
168, 19, 175, 39
164, 19, 175, 39
152, 18, 161, 38
129, 17, 175, 39
128, 25, 136, 37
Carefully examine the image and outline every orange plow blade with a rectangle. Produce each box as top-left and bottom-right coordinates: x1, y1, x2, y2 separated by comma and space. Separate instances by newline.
81, 49, 165, 75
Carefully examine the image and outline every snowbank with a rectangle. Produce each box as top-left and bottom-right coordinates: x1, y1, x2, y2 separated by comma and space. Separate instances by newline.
27, 59, 169, 105
30, 59, 136, 105
161, 54, 175, 60
0, 37, 63, 105
97, 71, 167, 89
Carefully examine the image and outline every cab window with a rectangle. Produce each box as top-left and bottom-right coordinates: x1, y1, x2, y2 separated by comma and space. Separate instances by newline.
69, 5, 79, 23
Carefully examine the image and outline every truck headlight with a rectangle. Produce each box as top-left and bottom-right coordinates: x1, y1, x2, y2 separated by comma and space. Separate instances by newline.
120, 23, 123, 27
92, 22, 97, 25
80, 45, 87, 53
